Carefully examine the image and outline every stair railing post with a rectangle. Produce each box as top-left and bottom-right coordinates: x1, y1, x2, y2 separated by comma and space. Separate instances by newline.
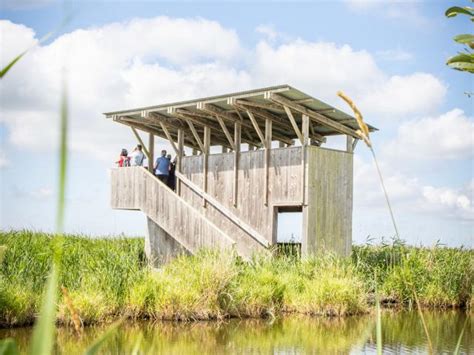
177, 129, 184, 195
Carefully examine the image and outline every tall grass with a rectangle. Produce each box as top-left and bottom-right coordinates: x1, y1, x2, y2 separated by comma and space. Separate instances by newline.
1, 231, 471, 328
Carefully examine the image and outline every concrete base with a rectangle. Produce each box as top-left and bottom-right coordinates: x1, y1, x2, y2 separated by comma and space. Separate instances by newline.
145, 217, 190, 267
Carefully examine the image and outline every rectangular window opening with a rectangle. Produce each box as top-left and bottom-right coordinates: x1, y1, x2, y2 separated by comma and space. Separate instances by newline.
275, 206, 302, 257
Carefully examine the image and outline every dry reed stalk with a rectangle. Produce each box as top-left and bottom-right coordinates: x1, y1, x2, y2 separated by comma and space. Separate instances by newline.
61, 286, 82, 334
413, 289, 434, 355
337, 91, 400, 239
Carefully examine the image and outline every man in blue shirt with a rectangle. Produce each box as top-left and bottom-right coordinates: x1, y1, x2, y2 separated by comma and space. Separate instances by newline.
154, 150, 170, 184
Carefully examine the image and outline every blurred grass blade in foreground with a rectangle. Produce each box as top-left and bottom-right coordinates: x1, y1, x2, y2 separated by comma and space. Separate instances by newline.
28, 264, 59, 355
0, 338, 19, 355
57, 78, 69, 233
0, 13, 74, 79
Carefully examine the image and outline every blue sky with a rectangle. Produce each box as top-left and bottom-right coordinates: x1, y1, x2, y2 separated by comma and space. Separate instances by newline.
0, 0, 472, 247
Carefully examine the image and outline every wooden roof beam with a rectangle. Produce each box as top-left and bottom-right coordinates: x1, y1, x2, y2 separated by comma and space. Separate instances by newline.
267, 93, 360, 139
174, 109, 260, 148
233, 99, 284, 112
231, 106, 294, 145
235, 101, 326, 144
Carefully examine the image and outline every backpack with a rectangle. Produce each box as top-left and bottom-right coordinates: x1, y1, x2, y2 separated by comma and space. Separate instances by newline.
122, 156, 130, 167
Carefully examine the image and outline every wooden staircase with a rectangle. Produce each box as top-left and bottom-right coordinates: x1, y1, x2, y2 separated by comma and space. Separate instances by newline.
110, 167, 269, 258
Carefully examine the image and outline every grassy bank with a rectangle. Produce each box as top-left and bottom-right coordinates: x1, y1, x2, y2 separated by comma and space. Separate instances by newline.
0, 230, 472, 327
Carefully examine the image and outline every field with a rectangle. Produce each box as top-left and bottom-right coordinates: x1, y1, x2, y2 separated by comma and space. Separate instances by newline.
0, 230, 472, 327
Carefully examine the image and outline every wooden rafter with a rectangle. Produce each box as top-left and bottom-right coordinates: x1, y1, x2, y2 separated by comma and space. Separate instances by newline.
283, 106, 304, 144
214, 114, 236, 150
199, 103, 293, 146
130, 127, 150, 159
246, 110, 265, 146
269, 93, 360, 139
159, 122, 179, 155
235, 101, 326, 144
185, 119, 205, 152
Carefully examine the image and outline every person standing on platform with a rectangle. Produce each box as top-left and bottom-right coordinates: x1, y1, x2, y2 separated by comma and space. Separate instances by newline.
130, 144, 145, 167
167, 155, 176, 190
154, 150, 170, 184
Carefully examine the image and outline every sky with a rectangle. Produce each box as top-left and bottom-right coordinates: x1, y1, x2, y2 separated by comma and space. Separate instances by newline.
0, 0, 472, 247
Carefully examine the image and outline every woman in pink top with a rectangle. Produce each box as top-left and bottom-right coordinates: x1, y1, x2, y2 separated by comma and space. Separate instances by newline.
116, 148, 130, 167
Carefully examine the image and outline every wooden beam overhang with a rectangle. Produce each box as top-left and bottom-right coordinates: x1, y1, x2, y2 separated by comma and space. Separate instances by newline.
174, 108, 260, 149
267, 93, 361, 139
233, 100, 326, 144
198, 102, 294, 146
117, 116, 201, 152
130, 127, 151, 159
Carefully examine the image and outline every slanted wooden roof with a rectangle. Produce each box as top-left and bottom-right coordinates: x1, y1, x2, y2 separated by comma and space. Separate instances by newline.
103, 84, 377, 150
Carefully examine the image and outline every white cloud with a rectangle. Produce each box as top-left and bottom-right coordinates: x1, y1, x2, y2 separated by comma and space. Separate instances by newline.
0, 151, 9, 168
376, 49, 413, 62
0, 18, 447, 164
30, 187, 53, 199
255, 25, 278, 42
354, 156, 473, 221
358, 73, 446, 117
384, 109, 474, 160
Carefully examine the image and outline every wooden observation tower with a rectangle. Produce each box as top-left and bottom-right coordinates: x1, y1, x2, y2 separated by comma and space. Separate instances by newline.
104, 85, 377, 264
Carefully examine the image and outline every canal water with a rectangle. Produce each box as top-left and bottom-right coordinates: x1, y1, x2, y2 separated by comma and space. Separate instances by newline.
1, 310, 472, 354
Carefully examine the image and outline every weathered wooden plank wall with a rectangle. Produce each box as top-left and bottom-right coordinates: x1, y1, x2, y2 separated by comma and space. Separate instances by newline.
111, 145, 353, 258
181, 147, 304, 245
303, 146, 353, 256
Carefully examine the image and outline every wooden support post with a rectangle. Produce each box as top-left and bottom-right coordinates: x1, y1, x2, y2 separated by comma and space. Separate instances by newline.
283, 106, 304, 144
177, 129, 184, 195
233, 122, 241, 207
247, 110, 265, 146
203, 126, 211, 207
131, 127, 150, 159
264, 118, 272, 206
148, 133, 154, 173
302, 114, 309, 205
185, 119, 205, 152
346, 135, 354, 153
215, 115, 236, 150
159, 122, 179, 156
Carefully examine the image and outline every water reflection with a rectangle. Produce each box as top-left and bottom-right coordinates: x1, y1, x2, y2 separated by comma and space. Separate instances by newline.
0, 311, 471, 354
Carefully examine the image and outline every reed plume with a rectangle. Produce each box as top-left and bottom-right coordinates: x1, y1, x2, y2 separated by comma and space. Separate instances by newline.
337, 91, 399, 239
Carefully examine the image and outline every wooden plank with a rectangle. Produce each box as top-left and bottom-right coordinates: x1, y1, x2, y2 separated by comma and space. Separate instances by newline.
302, 114, 309, 205
215, 114, 236, 150
148, 133, 154, 173
201, 103, 293, 146
352, 138, 359, 151
283, 106, 304, 144
270, 93, 360, 138
185, 119, 205, 152
233, 121, 241, 207
159, 122, 179, 155
203, 126, 211, 207
346, 135, 354, 153
175, 170, 270, 247
177, 129, 184, 195
247, 110, 265, 145
130, 127, 150, 159
264, 118, 272, 206
110, 167, 237, 256
232, 104, 298, 145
